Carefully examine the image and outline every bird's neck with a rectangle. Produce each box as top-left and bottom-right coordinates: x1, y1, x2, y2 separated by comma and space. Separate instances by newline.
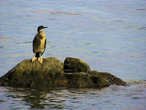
38, 31, 44, 34
38, 31, 46, 38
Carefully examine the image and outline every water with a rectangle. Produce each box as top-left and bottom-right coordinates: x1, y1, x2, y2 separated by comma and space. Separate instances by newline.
0, 81, 146, 110
0, 0, 146, 109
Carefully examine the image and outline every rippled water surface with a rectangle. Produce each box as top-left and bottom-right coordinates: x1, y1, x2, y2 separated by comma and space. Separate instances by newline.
0, 81, 146, 110
0, 0, 146, 109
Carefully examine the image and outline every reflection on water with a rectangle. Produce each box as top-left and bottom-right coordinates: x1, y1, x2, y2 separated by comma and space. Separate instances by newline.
0, 81, 146, 110
0, 0, 146, 80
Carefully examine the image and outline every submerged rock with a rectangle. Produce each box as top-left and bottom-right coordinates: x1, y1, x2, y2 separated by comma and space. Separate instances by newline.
0, 57, 126, 89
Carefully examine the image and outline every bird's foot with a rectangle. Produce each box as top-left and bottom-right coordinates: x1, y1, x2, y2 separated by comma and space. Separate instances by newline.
32, 57, 37, 62
38, 57, 43, 64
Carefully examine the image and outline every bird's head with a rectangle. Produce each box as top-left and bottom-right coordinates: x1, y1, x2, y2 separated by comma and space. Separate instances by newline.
37, 25, 48, 32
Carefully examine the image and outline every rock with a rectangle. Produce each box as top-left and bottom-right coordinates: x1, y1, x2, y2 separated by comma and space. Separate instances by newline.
64, 72, 95, 88
64, 71, 127, 88
64, 57, 91, 73
0, 57, 64, 89
0, 57, 127, 89
89, 70, 127, 87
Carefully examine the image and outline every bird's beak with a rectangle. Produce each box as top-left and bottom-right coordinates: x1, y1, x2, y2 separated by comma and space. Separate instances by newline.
43, 27, 48, 29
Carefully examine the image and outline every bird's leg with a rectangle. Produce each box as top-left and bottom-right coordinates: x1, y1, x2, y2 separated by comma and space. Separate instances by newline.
32, 54, 37, 62
38, 56, 43, 64
41, 56, 43, 63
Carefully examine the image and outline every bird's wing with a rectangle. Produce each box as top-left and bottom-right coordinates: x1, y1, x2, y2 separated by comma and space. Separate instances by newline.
33, 34, 41, 53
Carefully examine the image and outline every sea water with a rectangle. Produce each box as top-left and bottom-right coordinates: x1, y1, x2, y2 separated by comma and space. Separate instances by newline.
0, 0, 146, 109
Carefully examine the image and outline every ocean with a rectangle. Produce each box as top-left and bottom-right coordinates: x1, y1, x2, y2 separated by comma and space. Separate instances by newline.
0, 0, 146, 109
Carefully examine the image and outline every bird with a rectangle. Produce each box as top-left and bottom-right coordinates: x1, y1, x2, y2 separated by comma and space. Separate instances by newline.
32, 25, 48, 64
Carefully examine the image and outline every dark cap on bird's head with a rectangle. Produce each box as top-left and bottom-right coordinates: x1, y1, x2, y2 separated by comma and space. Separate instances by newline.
37, 25, 48, 32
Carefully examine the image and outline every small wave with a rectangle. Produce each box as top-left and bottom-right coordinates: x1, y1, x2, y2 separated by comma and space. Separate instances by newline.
35, 10, 81, 16
132, 96, 146, 100
139, 26, 146, 30
0, 46, 4, 48
136, 8, 146, 11
0, 36, 9, 42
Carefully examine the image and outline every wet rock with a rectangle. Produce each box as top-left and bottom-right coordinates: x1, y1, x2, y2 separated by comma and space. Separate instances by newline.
89, 70, 127, 87
0, 57, 64, 89
64, 72, 95, 88
64, 57, 91, 73
0, 57, 126, 89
